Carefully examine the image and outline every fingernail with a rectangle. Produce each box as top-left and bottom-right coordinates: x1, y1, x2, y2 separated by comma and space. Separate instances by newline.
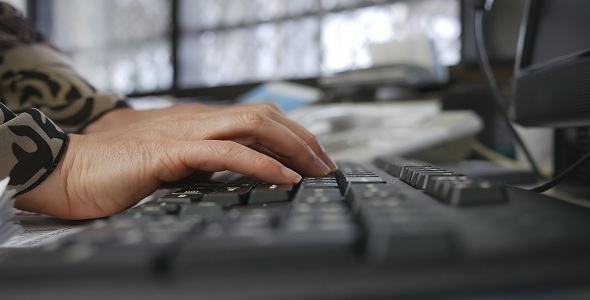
325, 157, 338, 172
323, 164, 332, 175
319, 144, 338, 172
316, 156, 332, 176
282, 167, 302, 183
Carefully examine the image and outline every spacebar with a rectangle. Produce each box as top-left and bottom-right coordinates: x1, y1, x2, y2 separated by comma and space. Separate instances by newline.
173, 227, 358, 269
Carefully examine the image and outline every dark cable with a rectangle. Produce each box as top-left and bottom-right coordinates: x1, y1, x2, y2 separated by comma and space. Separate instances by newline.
529, 150, 590, 193
473, 9, 544, 179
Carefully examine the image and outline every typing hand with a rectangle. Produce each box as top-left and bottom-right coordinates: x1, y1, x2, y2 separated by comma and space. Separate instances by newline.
83, 102, 286, 133
16, 106, 336, 220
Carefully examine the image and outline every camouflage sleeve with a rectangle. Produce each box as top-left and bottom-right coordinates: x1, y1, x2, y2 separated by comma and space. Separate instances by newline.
0, 2, 129, 133
0, 102, 68, 196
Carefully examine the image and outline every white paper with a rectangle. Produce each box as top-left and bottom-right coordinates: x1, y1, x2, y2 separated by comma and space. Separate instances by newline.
1, 227, 84, 248
0, 214, 87, 248
0, 177, 8, 195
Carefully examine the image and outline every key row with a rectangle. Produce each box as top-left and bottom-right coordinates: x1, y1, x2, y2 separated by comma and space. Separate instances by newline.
374, 156, 507, 206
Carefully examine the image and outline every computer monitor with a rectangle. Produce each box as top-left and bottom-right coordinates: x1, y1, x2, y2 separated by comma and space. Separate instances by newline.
512, 0, 590, 127
511, 0, 590, 197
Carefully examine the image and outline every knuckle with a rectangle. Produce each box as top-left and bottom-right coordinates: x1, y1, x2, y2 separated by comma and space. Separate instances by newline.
259, 102, 281, 113
249, 151, 277, 171
235, 111, 268, 126
213, 140, 240, 157
255, 157, 276, 171
303, 132, 320, 147
210, 141, 274, 171
244, 102, 281, 115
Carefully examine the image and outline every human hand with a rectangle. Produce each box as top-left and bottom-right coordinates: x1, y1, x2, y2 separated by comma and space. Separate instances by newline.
83, 101, 313, 133
16, 108, 336, 220
81, 102, 214, 134
84, 102, 334, 173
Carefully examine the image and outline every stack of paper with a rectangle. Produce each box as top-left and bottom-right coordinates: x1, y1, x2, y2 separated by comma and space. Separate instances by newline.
0, 178, 22, 244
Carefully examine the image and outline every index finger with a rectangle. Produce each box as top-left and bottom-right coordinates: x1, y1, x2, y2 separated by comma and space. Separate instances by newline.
213, 104, 337, 172
165, 140, 303, 185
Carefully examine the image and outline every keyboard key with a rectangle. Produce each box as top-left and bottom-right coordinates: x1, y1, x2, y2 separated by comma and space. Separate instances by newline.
157, 193, 202, 204
344, 176, 385, 183
202, 185, 252, 206
444, 180, 507, 206
424, 175, 507, 206
300, 181, 340, 188
180, 203, 224, 219
364, 222, 455, 262
415, 171, 456, 189
400, 166, 433, 182
137, 203, 180, 215
249, 184, 293, 204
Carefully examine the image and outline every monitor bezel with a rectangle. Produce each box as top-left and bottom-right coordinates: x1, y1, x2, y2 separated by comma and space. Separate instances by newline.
514, 0, 590, 76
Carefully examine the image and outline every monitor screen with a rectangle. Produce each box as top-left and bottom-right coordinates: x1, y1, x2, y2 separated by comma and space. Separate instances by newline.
512, 0, 590, 127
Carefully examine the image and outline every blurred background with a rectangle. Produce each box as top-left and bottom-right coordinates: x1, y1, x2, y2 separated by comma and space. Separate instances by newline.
4, 0, 531, 162
8, 0, 463, 94
5, 0, 510, 95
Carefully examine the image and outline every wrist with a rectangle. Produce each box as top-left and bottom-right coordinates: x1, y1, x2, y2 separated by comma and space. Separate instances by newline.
81, 108, 138, 134
15, 134, 76, 219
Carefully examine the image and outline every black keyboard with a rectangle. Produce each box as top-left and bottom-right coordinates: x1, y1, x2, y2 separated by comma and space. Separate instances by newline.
3, 156, 590, 299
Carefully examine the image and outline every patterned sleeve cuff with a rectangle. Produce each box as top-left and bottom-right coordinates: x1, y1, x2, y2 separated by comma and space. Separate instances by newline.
0, 44, 130, 133
0, 107, 68, 196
